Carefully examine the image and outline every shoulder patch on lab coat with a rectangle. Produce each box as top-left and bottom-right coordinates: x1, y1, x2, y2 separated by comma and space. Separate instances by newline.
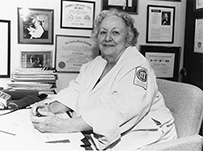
133, 67, 148, 90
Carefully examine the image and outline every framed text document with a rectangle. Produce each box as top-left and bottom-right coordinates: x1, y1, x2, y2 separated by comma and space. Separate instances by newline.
146, 5, 175, 43
60, 0, 95, 29
140, 45, 180, 81
55, 35, 98, 73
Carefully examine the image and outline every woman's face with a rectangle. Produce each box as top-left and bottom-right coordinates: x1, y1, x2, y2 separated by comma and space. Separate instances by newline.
97, 15, 127, 62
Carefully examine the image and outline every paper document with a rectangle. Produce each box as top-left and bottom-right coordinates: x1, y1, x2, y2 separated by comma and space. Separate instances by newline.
0, 109, 85, 151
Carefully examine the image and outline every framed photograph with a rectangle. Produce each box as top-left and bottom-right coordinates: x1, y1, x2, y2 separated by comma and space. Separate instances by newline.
146, 5, 175, 43
195, 0, 203, 10
55, 35, 99, 73
60, 0, 95, 29
140, 45, 180, 81
18, 8, 54, 44
102, 0, 138, 14
21, 50, 52, 68
0, 20, 10, 77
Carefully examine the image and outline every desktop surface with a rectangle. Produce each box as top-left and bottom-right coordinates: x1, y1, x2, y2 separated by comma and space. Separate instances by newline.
0, 107, 87, 151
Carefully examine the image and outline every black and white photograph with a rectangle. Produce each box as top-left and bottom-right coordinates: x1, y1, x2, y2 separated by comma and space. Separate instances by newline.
18, 8, 54, 44
21, 50, 52, 68
0, 1, 202, 151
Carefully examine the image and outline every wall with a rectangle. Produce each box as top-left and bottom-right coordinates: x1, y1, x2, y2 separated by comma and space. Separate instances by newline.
0, 0, 186, 92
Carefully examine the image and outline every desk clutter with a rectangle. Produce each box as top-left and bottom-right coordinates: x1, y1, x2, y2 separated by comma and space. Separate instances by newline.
0, 89, 47, 110
7, 68, 57, 94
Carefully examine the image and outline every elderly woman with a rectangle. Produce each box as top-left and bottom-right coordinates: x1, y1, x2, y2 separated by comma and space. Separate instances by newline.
31, 9, 177, 150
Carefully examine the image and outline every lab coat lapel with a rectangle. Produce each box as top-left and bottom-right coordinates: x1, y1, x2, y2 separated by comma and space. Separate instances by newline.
88, 47, 137, 96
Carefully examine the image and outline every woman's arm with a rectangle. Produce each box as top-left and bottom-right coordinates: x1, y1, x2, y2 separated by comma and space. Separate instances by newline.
31, 109, 92, 133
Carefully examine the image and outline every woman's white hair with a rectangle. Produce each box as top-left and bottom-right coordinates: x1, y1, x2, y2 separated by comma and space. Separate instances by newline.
91, 8, 139, 46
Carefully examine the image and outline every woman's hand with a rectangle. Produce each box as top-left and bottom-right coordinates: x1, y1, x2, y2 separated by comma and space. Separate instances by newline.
30, 102, 92, 133
31, 111, 67, 133
30, 102, 51, 117
30, 102, 67, 133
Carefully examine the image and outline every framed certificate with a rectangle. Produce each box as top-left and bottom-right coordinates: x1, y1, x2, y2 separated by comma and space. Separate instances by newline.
140, 45, 180, 81
55, 35, 98, 73
60, 0, 95, 29
146, 5, 175, 43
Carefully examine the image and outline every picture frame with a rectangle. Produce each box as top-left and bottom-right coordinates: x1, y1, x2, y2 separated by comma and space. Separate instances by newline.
140, 45, 180, 81
195, 0, 203, 10
21, 50, 52, 68
146, 5, 175, 43
55, 35, 99, 73
60, 0, 95, 29
154, 0, 181, 2
18, 8, 54, 44
0, 20, 10, 77
194, 18, 203, 53
102, 0, 138, 14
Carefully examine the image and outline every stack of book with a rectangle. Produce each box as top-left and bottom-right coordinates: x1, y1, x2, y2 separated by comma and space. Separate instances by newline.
8, 68, 57, 94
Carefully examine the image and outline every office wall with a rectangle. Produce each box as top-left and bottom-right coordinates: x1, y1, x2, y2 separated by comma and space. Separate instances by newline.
0, 0, 186, 91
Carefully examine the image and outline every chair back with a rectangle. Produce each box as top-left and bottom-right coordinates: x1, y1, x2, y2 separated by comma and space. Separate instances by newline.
156, 79, 203, 138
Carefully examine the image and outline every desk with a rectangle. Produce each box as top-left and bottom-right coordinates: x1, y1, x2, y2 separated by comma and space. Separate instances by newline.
0, 108, 86, 151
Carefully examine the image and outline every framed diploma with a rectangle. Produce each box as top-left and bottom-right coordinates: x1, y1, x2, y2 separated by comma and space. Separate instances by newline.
55, 35, 98, 73
60, 0, 95, 29
146, 5, 175, 43
0, 20, 10, 77
140, 45, 180, 81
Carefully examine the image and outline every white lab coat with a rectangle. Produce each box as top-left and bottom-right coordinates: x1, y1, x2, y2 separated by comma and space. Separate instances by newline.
54, 46, 177, 150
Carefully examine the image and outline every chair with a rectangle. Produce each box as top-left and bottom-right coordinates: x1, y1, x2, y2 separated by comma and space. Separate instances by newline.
142, 78, 203, 150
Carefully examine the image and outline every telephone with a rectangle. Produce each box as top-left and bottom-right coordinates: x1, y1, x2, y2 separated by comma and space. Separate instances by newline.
0, 90, 11, 109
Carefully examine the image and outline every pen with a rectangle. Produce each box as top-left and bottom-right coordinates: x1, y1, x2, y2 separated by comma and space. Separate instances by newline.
0, 129, 16, 136
45, 139, 70, 143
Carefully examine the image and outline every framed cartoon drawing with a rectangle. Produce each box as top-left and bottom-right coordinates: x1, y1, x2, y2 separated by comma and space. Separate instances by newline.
18, 8, 54, 44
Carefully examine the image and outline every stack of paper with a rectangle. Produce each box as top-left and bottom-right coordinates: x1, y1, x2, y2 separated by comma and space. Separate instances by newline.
8, 68, 57, 94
